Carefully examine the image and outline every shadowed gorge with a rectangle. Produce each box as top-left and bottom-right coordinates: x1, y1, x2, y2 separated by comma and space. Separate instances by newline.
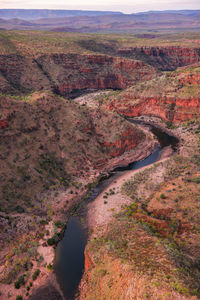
1, 44, 200, 97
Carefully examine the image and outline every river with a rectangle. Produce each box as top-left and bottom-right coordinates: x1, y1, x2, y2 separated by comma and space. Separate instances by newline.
53, 122, 179, 300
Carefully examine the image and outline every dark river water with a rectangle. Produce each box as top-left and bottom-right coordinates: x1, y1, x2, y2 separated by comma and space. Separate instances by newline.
54, 217, 87, 300
53, 123, 179, 300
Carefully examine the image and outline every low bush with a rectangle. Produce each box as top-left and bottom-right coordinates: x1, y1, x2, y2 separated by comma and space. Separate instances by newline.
47, 263, 52, 270
160, 193, 166, 199
14, 275, 25, 289
32, 269, 40, 281
54, 220, 63, 228
47, 234, 59, 245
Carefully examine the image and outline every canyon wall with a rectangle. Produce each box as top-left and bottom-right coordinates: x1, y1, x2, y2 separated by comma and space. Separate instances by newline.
117, 46, 200, 70
106, 65, 200, 123
1, 47, 200, 97
0, 53, 157, 96
79, 40, 200, 70
1, 47, 199, 125
108, 96, 200, 123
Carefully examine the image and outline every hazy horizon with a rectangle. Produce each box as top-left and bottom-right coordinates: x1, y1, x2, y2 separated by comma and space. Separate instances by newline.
1, 0, 200, 14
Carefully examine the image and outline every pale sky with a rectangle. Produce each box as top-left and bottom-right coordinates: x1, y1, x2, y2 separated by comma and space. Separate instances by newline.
0, 0, 200, 14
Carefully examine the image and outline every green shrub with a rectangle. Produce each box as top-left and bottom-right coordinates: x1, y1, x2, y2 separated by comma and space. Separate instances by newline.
193, 177, 200, 183
97, 269, 107, 277
54, 220, 63, 228
32, 269, 40, 281
39, 219, 48, 225
15, 282, 20, 289
47, 235, 58, 246
160, 193, 166, 199
109, 189, 115, 195
16, 296, 23, 300
14, 275, 25, 289
15, 206, 25, 213
39, 232, 44, 238
47, 263, 52, 270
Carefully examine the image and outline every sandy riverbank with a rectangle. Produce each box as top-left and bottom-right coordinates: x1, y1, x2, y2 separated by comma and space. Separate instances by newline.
87, 153, 171, 230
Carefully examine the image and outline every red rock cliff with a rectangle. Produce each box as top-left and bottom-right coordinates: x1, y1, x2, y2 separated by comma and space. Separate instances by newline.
36, 53, 158, 96
102, 127, 141, 157
117, 46, 200, 70
84, 249, 95, 272
0, 53, 158, 96
179, 73, 200, 85
107, 96, 200, 123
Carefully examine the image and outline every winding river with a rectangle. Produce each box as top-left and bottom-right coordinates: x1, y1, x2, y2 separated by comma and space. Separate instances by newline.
53, 122, 179, 300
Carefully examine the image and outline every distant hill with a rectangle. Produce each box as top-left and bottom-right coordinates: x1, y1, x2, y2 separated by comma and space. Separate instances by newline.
135, 10, 200, 15
0, 9, 200, 32
0, 9, 123, 20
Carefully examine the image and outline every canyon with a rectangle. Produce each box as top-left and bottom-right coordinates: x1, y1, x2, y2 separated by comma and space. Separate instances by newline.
0, 53, 157, 96
1, 47, 200, 97
0, 30, 199, 300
